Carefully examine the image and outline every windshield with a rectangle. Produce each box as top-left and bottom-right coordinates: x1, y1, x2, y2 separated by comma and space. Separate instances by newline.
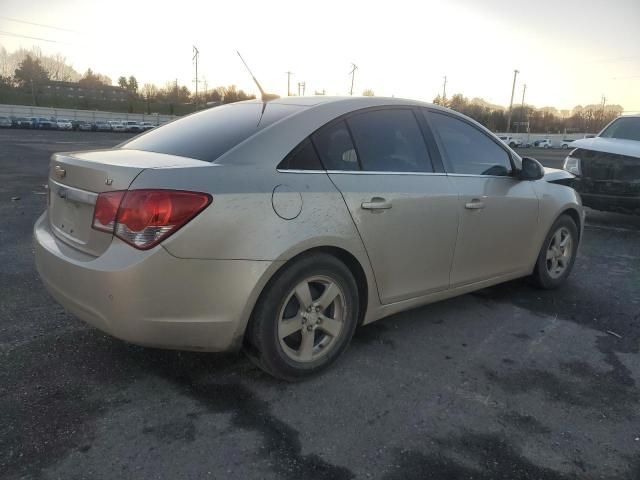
121, 102, 305, 162
599, 117, 640, 141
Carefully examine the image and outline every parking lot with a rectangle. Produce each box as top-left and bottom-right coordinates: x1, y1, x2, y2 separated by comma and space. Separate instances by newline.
1, 128, 639, 479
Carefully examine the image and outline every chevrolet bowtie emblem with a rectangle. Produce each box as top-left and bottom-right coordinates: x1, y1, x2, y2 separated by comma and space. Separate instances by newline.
54, 165, 66, 179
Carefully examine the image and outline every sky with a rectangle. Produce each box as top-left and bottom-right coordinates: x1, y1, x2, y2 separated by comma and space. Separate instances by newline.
0, 0, 639, 111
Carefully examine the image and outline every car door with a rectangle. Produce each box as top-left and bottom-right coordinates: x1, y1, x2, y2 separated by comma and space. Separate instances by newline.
313, 108, 459, 305
424, 109, 539, 287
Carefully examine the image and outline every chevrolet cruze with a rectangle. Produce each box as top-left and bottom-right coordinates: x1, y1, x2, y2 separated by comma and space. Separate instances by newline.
34, 97, 583, 380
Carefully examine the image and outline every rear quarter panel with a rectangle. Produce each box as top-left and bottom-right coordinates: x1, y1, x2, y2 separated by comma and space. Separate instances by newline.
133, 164, 367, 262
130, 163, 380, 324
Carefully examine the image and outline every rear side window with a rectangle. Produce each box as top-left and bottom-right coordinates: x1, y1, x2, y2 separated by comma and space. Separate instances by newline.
121, 103, 305, 162
426, 111, 512, 176
278, 138, 323, 170
312, 120, 360, 170
347, 109, 433, 172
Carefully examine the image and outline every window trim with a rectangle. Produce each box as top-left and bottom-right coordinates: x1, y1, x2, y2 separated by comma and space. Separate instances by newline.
277, 105, 439, 175
422, 108, 518, 177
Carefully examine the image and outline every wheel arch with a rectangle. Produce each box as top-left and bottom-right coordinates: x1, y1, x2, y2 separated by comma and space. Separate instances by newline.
244, 245, 371, 350
560, 207, 582, 241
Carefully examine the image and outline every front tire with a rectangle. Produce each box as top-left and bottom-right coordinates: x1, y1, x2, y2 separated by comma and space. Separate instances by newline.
245, 253, 359, 381
532, 215, 578, 289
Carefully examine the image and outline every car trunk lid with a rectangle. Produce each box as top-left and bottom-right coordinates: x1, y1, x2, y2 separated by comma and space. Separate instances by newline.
47, 149, 208, 256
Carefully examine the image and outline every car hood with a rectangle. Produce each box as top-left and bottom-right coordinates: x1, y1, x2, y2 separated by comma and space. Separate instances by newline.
571, 137, 640, 159
543, 167, 574, 182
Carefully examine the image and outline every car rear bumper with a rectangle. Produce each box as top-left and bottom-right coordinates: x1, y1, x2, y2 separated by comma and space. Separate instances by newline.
34, 212, 277, 351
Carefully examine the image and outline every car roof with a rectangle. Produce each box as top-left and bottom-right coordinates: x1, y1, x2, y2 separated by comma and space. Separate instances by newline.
216, 96, 515, 167
244, 95, 443, 110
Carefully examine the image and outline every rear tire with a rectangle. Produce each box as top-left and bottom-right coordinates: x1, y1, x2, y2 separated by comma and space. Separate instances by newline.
531, 215, 578, 289
245, 253, 359, 381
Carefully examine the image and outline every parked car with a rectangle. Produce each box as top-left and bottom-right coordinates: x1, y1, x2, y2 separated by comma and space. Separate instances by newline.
536, 139, 553, 149
140, 121, 155, 131
498, 136, 522, 148
122, 120, 142, 133
56, 119, 73, 130
34, 97, 583, 380
0, 116, 11, 128
565, 115, 640, 215
95, 121, 112, 132
78, 121, 94, 131
31, 117, 56, 129
108, 121, 126, 132
13, 117, 32, 128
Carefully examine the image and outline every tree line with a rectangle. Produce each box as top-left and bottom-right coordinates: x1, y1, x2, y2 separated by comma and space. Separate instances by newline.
433, 93, 623, 134
0, 46, 255, 114
0, 45, 626, 129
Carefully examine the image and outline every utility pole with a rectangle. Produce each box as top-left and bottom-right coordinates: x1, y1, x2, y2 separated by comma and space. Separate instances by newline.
517, 83, 526, 134
286, 71, 293, 96
349, 63, 358, 96
506, 69, 519, 133
297, 81, 306, 96
442, 75, 447, 103
192, 46, 199, 110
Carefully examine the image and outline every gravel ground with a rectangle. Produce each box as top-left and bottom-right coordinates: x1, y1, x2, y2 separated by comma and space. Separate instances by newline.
1, 129, 639, 480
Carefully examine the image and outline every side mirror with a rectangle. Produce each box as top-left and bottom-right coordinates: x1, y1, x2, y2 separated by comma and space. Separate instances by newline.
518, 157, 545, 181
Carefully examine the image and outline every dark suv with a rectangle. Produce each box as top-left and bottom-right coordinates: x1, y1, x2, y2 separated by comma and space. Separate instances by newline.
564, 116, 640, 215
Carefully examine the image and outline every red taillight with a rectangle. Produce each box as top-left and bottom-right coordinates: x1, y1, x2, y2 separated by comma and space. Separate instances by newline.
92, 191, 125, 232
92, 190, 211, 250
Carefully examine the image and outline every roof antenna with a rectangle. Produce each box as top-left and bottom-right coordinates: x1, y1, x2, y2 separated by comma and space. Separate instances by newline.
236, 51, 279, 102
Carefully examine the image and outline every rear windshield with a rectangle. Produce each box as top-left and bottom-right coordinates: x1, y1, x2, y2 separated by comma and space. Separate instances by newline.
600, 117, 640, 141
120, 102, 305, 162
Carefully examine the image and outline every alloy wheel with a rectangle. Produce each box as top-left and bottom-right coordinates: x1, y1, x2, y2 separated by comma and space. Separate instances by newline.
546, 227, 573, 279
277, 275, 346, 363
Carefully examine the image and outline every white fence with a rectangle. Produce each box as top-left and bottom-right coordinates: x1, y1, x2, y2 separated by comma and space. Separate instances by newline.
0, 104, 177, 125
495, 132, 593, 148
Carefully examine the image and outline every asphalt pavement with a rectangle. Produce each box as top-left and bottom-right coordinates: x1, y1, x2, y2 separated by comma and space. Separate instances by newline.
1, 129, 639, 479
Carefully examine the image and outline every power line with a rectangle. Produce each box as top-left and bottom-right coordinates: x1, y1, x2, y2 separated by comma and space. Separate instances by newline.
442, 75, 447, 101
506, 69, 519, 133
0, 15, 78, 33
349, 63, 357, 96
286, 71, 293, 96
0, 29, 67, 44
193, 46, 199, 110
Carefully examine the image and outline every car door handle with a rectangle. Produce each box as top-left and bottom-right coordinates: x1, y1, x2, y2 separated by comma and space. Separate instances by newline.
465, 199, 486, 210
361, 197, 392, 210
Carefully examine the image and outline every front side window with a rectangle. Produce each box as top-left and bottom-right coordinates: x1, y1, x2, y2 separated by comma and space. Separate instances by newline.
426, 111, 512, 176
312, 120, 359, 170
346, 109, 433, 172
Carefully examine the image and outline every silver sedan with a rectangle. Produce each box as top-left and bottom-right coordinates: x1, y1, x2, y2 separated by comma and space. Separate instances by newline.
34, 97, 583, 380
